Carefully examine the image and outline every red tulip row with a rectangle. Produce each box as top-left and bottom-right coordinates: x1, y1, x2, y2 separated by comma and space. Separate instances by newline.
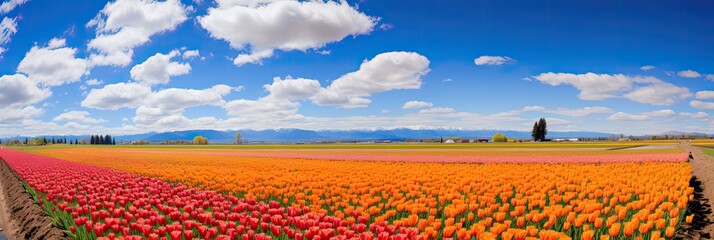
0, 149, 420, 240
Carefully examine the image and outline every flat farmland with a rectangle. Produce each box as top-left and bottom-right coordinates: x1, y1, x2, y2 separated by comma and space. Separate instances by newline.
2, 142, 701, 240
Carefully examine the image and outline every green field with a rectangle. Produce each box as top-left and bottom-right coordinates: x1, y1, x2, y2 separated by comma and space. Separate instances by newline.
702, 148, 714, 158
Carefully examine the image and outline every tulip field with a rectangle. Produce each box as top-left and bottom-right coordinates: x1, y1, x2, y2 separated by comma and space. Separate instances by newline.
0, 143, 697, 240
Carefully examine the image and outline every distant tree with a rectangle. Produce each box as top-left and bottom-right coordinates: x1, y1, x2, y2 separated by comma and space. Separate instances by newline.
90, 135, 95, 145
112, 137, 116, 145
0, 139, 3, 145
235, 133, 242, 145
531, 118, 548, 141
64, 137, 67, 144
104, 135, 111, 145
491, 133, 508, 142
193, 136, 208, 145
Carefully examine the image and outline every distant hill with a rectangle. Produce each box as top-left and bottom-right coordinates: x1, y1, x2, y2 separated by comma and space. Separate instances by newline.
127, 128, 615, 143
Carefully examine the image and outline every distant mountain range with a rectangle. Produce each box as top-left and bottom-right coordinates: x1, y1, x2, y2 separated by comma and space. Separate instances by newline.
2, 129, 710, 143
0, 128, 616, 143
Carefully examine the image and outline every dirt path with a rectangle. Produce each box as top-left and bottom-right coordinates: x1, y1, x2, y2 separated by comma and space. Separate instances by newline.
0, 159, 66, 239
681, 141, 714, 239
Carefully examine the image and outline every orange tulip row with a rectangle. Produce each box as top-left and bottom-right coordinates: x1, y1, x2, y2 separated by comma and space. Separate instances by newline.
35, 148, 693, 239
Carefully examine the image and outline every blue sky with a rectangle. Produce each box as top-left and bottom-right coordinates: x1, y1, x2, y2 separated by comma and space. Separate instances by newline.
0, 0, 713, 137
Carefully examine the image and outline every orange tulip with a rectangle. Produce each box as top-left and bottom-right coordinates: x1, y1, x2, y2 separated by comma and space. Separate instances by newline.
665, 226, 675, 238
609, 223, 621, 237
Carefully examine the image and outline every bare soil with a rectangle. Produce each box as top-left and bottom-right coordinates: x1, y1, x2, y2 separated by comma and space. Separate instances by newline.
680, 141, 714, 239
0, 159, 66, 240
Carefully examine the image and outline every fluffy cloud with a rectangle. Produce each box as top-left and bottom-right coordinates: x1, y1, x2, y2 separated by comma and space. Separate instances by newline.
695, 91, 714, 99
224, 97, 299, 118
0, 0, 27, 14
678, 70, 701, 78
521, 106, 614, 117
198, 0, 377, 66
86, 79, 103, 86
263, 77, 322, 100
222, 52, 429, 120
533, 72, 633, 100
182, 50, 199, 59
17, 38, 88, 87
690, 100, 714, 110
53, 111, 106, 124
606, 109, 675, 121
130, 50, 191, 85
81, 82, 152, 110
640, 65, 655, 71
474, 55, 514, 66
0, 17, 17, 55
133, 85, 232, 124
312, 52, 430, 108
533, 73, 691, 105
402, 101, 433, 109
0, 106, 42, 124
706, 74, 714, 81
680, 112, 710, 120
622, 77, 691, 106
86, 0, 189, 66
0, 74, 51, 108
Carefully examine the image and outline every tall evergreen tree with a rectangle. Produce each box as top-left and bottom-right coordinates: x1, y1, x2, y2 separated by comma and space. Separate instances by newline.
112, 137, 116, 145
90, 135, 95, 145
538, 118, 547, 141
105, 135, 111, 145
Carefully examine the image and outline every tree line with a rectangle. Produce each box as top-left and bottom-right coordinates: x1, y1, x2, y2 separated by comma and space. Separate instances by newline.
90, 135, 116, 145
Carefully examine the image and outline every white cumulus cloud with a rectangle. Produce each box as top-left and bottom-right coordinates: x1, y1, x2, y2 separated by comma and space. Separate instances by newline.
640, 65, 655, 71
81, 82, 152, 110
690, 100, 714, 110
263, 76, 322, 100
86, 0, 189, 66
402, 101, 433, 109
474, 55, 514, 66
17, 38, 88, 87
606, 109, 675, 121
312, 51, 430, 108
130, 50, 191, 85
622, 77, 691, 106
533, 73, 691, 105
677, 70, 701, 78
53, 111, 107, 124
198, 0, 377, 66
182, 49, 199, 59
0, 106, 42, 124
695, 91, 714, 100
0, 74, 51, 108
